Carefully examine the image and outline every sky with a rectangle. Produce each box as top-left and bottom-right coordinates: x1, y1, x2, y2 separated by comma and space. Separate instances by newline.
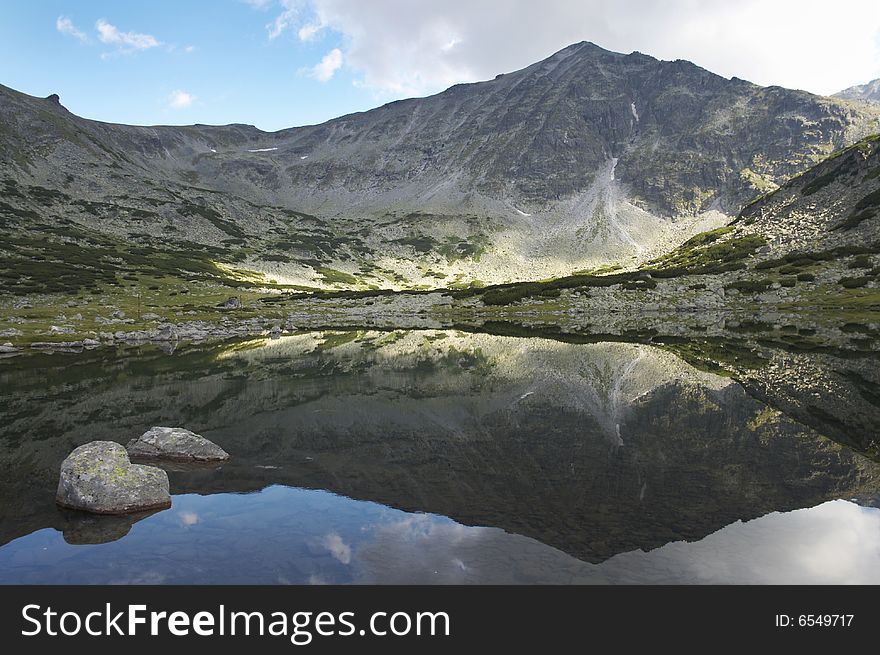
1, 0, 879, 132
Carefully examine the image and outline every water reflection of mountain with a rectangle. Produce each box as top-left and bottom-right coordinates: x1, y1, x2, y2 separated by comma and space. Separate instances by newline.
735, 351, 880, 461
0, 331, 877, 562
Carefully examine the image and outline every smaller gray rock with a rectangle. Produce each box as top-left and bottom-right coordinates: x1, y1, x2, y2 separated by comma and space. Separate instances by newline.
0, 343, 17, 353
127, 427, 229, 462
82, 338, 100, 348
56, 441, 171, 514
219, 297, 242, 310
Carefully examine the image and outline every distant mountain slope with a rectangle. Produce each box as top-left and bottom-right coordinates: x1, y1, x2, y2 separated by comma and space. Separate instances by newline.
2, 42, 880, 290
835, 78, 880, 104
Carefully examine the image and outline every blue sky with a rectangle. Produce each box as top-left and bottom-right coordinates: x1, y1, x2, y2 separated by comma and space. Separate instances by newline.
0, 1, 373, 130
2, 1, 879, 132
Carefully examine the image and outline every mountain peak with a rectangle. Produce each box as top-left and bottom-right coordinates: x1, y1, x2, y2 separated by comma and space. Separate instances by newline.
2, 46, 880, 290
551, 40, 626, 60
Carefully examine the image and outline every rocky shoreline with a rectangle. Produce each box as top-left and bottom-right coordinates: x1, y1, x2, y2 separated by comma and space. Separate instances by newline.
0, 316, 296, 355
1, 266, 878, 356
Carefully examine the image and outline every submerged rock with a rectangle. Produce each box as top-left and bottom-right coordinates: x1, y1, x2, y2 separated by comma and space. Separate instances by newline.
127, 427, 229, 462
56, 441, 171, 514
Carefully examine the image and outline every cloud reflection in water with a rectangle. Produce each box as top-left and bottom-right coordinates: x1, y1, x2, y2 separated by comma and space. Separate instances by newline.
0, 486, 877, 584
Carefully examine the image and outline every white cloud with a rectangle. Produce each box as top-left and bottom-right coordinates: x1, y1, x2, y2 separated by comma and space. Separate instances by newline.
320, 532, 351, 564
184, 45, 197, 54
177, 511, 200, 526
56, 16, 89, 43
309, 47, 343, 82
96, 18, 161, 54
279, 0, 880, 98
168, 90, 196, 109
243, 0, 273, 8
297, 22, 324, 42
599, 500, 880, 584
268, 0, 299, 40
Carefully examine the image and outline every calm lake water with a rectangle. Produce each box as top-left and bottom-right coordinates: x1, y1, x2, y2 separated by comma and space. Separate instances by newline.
1, 330, 878, 584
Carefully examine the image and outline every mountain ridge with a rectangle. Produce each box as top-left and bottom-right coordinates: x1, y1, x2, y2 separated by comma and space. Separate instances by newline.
835, 77, 880, 104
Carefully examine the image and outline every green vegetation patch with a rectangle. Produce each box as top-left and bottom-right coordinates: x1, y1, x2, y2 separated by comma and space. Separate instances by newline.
755, 244, 880, 272
419, 234, 492, 263
840, 276, 870, 289
644, 229, 764, 277
26, 185, 70, 206
270, 228, 369, 262
315, 266, 360, 286
178, 202, 246, 239
848, 255, 874, 269
833, 188, 880, 231
724, 278, 773, 293
0, 221, 273, 296
391, 235, 438, 253
801, 170, 840, 196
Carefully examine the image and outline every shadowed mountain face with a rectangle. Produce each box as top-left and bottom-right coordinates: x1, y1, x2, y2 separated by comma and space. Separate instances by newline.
1, 331, 877, 563
2, 42, 879, 288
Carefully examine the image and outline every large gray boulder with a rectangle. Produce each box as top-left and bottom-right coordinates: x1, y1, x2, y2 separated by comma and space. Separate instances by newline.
56, 441, 171, 514
127, 427, 229, 462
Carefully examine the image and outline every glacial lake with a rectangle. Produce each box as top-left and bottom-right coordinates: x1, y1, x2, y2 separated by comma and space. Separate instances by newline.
1, 329, 879, 584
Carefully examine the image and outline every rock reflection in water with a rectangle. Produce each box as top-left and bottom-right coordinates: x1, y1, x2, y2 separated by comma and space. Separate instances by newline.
58, 507, 163, 545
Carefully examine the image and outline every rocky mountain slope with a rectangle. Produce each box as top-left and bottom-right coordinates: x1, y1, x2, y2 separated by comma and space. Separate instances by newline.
835, 78, 880, 104
734, 134, 880, 251
3, 42, 880, 291
443, 131, 880, 319
3, 133, 879, 352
